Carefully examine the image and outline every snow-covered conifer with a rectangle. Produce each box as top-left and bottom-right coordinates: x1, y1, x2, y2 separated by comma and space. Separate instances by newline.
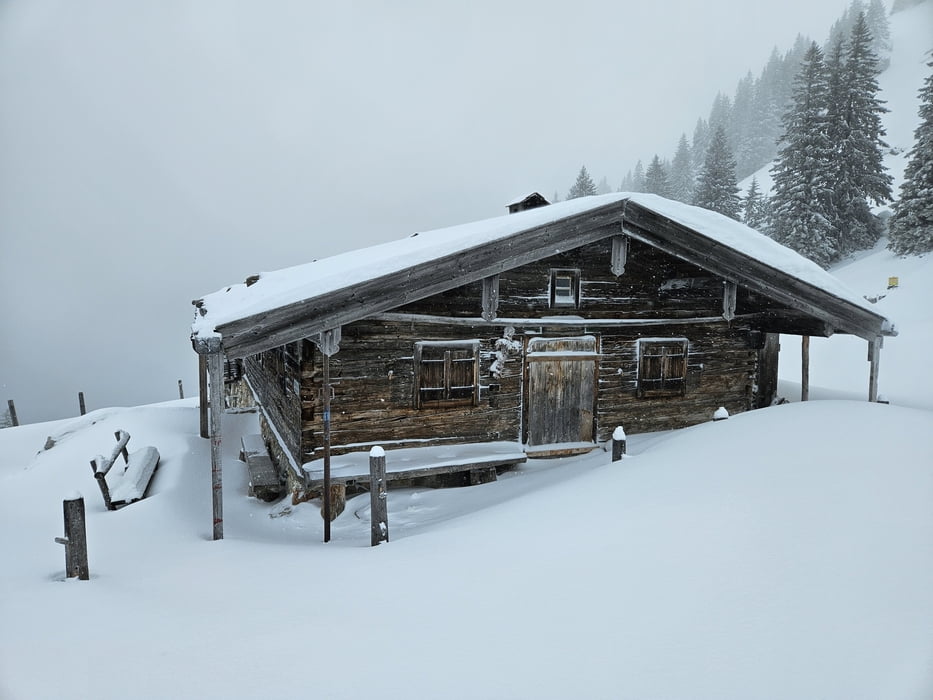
567, 165, 597, 199
888, 60, 933, 255
693, 126, 741, 220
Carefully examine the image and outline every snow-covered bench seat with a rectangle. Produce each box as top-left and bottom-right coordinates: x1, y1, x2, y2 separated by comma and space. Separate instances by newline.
302, 442, 527, 519
239, 434, 285, 502
89, 430, 160, 510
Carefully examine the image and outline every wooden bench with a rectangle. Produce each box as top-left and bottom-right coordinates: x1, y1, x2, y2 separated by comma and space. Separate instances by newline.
302, 442, 528, 520
239, 435, 285, 502
90, 430, 160, 510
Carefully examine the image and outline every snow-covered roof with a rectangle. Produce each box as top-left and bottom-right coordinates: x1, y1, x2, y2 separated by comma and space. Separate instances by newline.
191, 193, 892, 353
505, 191, 549, 207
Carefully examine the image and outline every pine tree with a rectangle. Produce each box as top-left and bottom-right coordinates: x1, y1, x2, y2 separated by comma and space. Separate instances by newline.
619, 170, 634, 192
770, 42, 838, 267
596, 176, 612, 195
0, 408, 10, 430
644, 155, 670, 197
742, 176, 770, 230
692, 118, 710, 173
828, 12, 893, 256
889, 60, 933, 255
567, 165, 597, 199
865, 0, 892, 68
632, 160, 646, 193
693, 126, 741, 219
668, 134, 695, 204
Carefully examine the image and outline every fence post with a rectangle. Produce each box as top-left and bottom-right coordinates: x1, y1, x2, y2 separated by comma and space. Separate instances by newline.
611, 425, 626, 462
7, 399, 18, 427
369, 447, 388, 546
78, 392, 87, 416
178, 380, 185, 399
54, 494, 89, 580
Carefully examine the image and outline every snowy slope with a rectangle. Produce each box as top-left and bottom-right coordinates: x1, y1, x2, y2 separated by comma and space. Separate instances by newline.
1, 246, 932, 700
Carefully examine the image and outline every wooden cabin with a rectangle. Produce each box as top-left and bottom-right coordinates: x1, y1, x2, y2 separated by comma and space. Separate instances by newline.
191, 193, 895, 505
507, 192, 550, 214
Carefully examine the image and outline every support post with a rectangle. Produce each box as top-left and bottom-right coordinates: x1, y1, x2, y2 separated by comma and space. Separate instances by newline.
7, 399, 18, 427
481, 274, 500, 322
868, 336, 882, 403
722, 281, 737, 322
611, 425, 626, 462
322, 353, 332, 542
369, 447, 388, 546
199, 354, 209, 439
78, 391, 86, 416
178, 380, 185, 400
207, 349, 224, 540
55, 495, 89, 580
801, 336, 810, 402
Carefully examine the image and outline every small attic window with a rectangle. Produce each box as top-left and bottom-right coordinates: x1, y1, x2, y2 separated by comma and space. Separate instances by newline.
549, 269, 580, 308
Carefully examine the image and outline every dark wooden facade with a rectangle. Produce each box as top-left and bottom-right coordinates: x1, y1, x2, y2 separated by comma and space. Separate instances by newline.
242, 236, 783, 484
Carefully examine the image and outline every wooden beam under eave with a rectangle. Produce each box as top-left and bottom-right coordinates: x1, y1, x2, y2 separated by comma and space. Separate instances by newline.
481, 275, 499, 322
611, 235, 628, 276
722, 281, 737, 321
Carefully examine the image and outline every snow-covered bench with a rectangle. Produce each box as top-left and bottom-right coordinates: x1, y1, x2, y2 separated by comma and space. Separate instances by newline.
239, 434, 284, 502
90, 430, 160, 510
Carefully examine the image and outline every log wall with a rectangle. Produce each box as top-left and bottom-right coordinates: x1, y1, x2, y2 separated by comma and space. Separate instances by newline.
247, 237, 789, 469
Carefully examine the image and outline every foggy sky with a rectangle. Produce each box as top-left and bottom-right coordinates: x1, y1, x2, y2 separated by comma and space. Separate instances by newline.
0, 0, 852, 423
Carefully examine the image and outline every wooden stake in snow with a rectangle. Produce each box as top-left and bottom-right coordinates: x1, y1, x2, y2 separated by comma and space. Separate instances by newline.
611, 425, 626, 462
369, 447, 388, 546
868, 336, 882, 403
78, 391, 86, 416
7, 399, 18, 427
54, 494, 89, 580
178, 380, 185, 400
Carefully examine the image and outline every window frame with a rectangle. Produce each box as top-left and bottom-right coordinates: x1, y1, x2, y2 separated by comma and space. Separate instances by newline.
413, 340, 480, 409
549, 268, 581, 309
637, 338, 689, 398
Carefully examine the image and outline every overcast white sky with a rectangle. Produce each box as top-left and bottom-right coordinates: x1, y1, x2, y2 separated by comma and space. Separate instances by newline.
0, 0, 857, 421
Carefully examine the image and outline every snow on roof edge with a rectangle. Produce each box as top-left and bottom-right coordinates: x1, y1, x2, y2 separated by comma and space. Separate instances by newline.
191, 193, 891, 340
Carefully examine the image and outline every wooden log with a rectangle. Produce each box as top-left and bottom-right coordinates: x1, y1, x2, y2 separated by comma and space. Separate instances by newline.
481, 274, 499, 322
369, 448, 388, 546
320, 483, 345, 522
78, 392, 86, 416
801, 335, 810, 402
7, 399, 17, 427
59, 495, 89, 580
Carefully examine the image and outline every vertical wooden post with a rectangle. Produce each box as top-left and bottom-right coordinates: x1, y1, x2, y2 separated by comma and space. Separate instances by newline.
611, 425, 626, 462
78, 391, 86, 416
207, 349, 224, 540
7, 399, 18, 427
178, 380, 185, 399
868, 337, 882, 403
369, 447, 388, 546
55, 495, 89, 580
199, 354, 209, 439
801, 336, 810, 402
322, 353, 332, 542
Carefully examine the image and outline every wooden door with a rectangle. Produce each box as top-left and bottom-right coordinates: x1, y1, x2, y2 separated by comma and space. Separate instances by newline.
525, 336, 598, 447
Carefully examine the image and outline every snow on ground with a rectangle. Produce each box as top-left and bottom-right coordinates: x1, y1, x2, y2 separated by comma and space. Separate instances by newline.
2, 245, 932, 700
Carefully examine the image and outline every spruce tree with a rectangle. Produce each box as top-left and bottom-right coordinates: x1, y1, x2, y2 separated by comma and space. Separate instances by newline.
693, 125, 741, 220
742, 176, 770, 230
644, 155, 670, 197
632, 160, 646, 193
567, 165, 597, 199
770, 42, 838, 267
889, 60, 933, 255
828, 12, 893, 256
668, 134, 695, 204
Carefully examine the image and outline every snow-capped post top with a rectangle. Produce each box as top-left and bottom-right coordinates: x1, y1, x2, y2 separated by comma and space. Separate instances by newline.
611, 426, 626, 462
64, 490, 83, 501
713, 407, 729, 421
369, 446, 385, 458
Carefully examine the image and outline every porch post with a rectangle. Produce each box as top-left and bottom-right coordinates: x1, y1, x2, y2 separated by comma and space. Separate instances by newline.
193, 335, 224, 540
801, 335, 810, 402
315, 328, 341, 543
868, 336, 882, 403
198, 353, 209, 439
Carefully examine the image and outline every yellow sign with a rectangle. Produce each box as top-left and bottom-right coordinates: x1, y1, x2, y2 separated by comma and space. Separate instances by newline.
888, 276, 899, 289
